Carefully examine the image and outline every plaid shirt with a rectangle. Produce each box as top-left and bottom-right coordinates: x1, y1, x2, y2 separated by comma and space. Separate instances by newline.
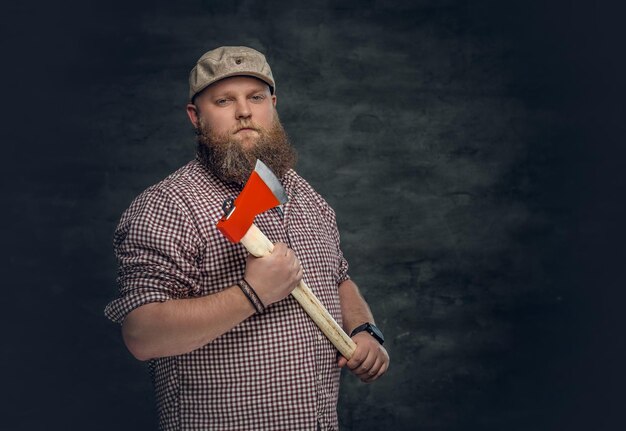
105, 158, 349, 430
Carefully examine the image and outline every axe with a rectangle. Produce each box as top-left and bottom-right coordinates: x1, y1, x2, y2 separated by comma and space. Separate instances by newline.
216, 160, 356, 359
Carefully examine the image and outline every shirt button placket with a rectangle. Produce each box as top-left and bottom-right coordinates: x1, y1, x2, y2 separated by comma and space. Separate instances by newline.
314, 332, 324, 424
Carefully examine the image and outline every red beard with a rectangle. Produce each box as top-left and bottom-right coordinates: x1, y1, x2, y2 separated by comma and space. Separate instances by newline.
196, 112, 297, 185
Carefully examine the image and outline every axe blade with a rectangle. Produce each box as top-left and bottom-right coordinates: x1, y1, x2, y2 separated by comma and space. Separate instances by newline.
216, 159, 288, 243
254, 160, 288, 205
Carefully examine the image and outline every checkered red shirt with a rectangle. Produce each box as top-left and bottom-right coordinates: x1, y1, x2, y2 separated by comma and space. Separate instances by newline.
105, 158, 350, 430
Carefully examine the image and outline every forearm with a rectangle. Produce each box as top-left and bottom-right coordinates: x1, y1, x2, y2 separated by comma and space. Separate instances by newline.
122, 285, 255, 360
338, 279, 375, 334
337, 279, 389, 382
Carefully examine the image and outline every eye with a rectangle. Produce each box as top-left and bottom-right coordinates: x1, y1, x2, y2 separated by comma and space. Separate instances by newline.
215, 98, 231, 106
250, 94, 266, 102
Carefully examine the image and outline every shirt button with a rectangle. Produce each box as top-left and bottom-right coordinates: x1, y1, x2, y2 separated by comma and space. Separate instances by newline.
317, 334, 323, 341
318, 375, 323, 381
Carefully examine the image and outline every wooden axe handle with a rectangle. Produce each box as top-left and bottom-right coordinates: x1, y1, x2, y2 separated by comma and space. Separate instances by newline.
240, 223, 357, 359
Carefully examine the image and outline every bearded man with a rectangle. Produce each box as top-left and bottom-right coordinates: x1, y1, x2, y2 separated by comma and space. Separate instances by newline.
105, 46, 389, 431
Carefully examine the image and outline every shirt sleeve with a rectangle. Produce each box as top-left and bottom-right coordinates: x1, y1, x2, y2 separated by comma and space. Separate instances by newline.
104, 188, 203, 324
327, 205, 350, 285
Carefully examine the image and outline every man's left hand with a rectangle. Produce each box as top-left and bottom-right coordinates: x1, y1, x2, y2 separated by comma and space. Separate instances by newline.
337, 332, 389, 383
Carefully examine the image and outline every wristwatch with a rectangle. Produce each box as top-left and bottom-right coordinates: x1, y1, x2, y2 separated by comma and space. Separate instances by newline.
350, 322, 385, 345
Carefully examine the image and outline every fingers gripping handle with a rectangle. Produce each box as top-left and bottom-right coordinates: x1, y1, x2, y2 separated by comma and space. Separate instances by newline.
240, 224, 357, 359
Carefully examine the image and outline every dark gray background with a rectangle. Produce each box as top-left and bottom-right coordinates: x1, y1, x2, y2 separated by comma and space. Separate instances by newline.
2, 1, 625, 430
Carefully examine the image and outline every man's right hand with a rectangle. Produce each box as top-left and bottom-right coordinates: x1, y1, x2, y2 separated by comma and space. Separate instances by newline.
243, 242, 303, 306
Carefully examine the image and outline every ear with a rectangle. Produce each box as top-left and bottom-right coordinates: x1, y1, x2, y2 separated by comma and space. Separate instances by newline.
186, 103, 200, 128
271, 94, 277, 107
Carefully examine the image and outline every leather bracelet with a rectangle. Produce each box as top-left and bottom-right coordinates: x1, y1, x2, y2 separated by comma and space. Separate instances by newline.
237, 278, 265, 314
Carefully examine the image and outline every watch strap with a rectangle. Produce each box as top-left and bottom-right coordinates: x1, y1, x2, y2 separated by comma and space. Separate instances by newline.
350, 322, 384, 345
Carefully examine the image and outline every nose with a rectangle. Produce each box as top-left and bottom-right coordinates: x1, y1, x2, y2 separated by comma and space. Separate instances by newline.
235, 98, 251, 120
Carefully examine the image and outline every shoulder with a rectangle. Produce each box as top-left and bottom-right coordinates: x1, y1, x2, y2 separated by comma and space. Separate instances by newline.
129, 159, 228, 209
283, 169, 337, 219
147, 159, 210, 201
117, 160, 217, 231
283, 169, 323, 200
122, 161, 196, 212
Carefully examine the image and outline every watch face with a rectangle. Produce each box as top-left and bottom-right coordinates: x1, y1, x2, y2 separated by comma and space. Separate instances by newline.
351, 323, 384, 344
368, 324, 384, 344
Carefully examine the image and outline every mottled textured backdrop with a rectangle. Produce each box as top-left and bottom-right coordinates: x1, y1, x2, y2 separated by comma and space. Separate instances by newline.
2, 1, 625, 430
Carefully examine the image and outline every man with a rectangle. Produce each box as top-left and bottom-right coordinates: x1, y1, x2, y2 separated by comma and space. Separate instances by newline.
105, 46, 389, 430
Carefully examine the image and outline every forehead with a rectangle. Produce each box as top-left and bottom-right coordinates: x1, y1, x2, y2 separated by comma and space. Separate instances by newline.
203, 75, 270, 97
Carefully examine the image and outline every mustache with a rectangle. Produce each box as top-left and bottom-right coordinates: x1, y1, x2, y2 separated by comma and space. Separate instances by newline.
232, 121, 261, 133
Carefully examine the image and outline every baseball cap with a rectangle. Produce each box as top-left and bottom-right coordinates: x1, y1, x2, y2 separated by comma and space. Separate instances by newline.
188, 46, 275, 101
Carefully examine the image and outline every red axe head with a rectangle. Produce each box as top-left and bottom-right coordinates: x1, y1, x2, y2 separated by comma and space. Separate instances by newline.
216, 160, 288, 243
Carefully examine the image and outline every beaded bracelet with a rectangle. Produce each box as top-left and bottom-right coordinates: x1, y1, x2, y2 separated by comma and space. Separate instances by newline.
237, 278, 266, 314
